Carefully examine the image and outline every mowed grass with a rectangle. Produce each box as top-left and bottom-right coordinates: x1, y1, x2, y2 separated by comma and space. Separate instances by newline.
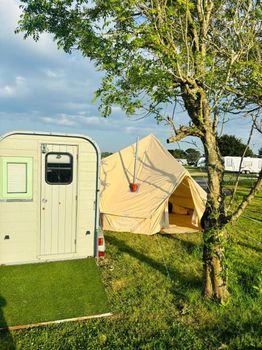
1, 182, 261, 350
0, 259, 109, 328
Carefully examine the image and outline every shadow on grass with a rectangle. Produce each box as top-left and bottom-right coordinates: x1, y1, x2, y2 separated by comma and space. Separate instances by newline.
244, 216, 262, 223
0, 295, 16, 350
161, 234, 201, 255
107, 235, 202, 300
237, 241, 262, 253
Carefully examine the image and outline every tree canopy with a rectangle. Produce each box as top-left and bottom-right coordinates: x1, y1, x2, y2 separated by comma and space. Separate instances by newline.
17, 0, 262, 302
101, 152, 113, 159
168, 149, 187, 159
218, 134, 254, 157
17, 0, 262, 121
169, 148, 201, 164
185, 148, 201, 164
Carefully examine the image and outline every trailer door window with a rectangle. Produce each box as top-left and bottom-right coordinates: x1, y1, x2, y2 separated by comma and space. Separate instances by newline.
46, 153, 73, 184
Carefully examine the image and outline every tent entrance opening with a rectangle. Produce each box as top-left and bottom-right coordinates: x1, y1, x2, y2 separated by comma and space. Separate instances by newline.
164, 177, 200, 234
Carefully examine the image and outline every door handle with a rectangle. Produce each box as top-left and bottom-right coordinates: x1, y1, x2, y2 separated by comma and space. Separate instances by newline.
42, 198, 48, 203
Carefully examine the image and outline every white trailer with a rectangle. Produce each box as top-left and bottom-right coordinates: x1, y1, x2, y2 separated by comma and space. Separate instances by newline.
0, 131, 104, 265
196, 157, 206, 168
224, 156, 262, 174
197, 156, 261, 174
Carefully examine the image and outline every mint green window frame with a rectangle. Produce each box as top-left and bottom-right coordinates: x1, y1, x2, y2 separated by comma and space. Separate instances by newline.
0, 157, 33, 200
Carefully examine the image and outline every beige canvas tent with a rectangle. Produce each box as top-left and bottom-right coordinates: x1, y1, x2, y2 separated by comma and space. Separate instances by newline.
100, 134, 207, 235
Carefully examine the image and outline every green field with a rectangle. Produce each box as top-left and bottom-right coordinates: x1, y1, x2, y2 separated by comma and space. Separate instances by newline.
0, 182, 261, 350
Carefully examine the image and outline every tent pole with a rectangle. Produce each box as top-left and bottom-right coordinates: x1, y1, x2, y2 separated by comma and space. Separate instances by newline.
133, 137, 139, 184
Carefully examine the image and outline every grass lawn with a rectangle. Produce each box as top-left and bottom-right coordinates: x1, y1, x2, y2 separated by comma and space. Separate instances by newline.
185, 165, 208, 177
0, 183, 261, 350
0, 259, 109, 329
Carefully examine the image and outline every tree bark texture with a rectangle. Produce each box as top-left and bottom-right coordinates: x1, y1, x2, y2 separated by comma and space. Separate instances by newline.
201, 129, 229, 302
202, 229, 229, 301
201, 130, 229, 301
182, 84, 229, 302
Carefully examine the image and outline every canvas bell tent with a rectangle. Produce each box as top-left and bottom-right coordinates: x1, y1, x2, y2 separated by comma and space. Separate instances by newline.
0, 131, 104, 265
100, 134, 207, 235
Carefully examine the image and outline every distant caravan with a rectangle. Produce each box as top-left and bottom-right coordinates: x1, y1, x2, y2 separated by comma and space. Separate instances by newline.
197, 156, 262, 174
196, 157, 206, 168
224, 156, 262, 174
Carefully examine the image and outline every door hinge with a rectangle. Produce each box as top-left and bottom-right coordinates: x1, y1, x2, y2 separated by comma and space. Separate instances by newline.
41, 144, 47, 154
74, 239, 77, 245
76, 195, 78, 201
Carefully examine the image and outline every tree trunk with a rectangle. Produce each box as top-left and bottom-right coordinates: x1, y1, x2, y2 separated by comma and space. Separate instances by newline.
201, 128, 229, 302
181, 84, 229, 302
202, 228, 229, 302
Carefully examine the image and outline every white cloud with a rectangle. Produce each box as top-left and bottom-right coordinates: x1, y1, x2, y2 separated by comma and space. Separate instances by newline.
1, 0, 259, 155
0, 0, 20, 36
0, 75, 26, 97
62, 102, 92, 111
124, 126, 155, 134
81, 116, 106, 126
39, 113, 160, 136
0, 0, 65, 61
40, 114, 113, 129
45, 69, 65, 79
0, 0, 174, 153
0, 85, 14, 98
41, 115, 78, 127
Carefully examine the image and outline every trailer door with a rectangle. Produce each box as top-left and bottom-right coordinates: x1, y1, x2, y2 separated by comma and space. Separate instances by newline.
40, 144, 78, 256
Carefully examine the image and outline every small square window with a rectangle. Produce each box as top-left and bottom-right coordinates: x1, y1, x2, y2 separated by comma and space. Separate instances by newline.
45, 153, 73, 185
0, 157, 33, 200
242, 160, 252, 167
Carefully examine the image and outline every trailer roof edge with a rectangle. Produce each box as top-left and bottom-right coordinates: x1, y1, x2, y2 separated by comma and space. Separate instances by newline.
0, 130, 101, 155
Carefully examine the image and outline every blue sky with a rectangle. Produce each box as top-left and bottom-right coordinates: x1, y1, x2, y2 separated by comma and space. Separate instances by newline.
0, 0, 261, 153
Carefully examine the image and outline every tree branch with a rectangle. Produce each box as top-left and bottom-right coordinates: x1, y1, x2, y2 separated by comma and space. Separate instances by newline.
227, 117, 256, 210
253, 114, 262, 134
227, 169, 262, 224
166, 124, 204, 143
